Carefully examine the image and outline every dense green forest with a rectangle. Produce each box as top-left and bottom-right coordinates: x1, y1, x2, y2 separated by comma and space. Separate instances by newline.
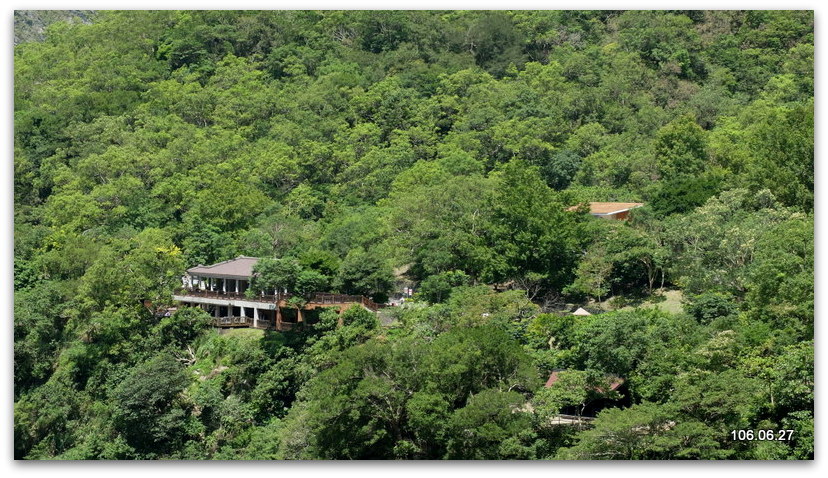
14, 10, 813, 459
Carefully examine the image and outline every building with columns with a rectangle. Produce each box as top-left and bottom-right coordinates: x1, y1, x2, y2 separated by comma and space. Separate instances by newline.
173, 256, 380, 331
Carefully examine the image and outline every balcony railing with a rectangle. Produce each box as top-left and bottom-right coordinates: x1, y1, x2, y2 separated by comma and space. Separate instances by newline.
175, 288, 382, 311
212, 316, 294, 331
175, 288, 278, 302
213, 316, 251, 327
309, 292, 382, 311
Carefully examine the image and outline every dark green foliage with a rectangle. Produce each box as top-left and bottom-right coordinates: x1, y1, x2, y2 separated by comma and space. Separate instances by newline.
279, 325, 539, 459
484, 160, 583, 292
336, 246, 394, 302
616, 11, 703, 79
541, 149, 581, 190
417, 270, 471, 303
465, 12, 527, 76
110, 354, 192, 456
445, 389, 534, 459
648, 173, 722, 217
14, 281, 69, 395
684, 292, 737, 325
744, 102, 813, 211
154, 306, 213, 349
251, 255, 334, 300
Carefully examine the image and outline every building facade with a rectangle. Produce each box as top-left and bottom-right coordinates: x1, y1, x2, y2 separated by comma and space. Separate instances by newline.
173, 256, 380, 331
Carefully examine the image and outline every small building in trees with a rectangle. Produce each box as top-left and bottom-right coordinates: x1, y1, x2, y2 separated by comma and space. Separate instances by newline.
173, 256, 380, 331
572, 307, 592, 316
544, 370, 627, 426
567, 202, 644, 220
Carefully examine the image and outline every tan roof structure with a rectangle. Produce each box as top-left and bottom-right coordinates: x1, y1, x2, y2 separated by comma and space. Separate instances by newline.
187, 256, 260, 279
572, 307, 592, 316
568, 202, 644, 215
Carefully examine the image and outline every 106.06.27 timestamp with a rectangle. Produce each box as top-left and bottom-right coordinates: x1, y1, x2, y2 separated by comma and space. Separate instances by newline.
730, 429, 794, 441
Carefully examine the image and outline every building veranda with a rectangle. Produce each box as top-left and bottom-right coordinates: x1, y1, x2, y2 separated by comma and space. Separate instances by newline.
173, 256, 381, 331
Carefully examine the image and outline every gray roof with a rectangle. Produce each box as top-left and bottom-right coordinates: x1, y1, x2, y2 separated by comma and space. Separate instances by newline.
187, 256, 259, 279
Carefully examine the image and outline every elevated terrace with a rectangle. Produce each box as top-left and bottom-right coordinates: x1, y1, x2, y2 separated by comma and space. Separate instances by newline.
173, 256, 381, 331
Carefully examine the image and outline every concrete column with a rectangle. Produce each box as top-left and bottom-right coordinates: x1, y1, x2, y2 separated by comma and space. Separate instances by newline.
276, 306, 282, 330
235, 279, 239, 295
297, 308, 304, 324
209, 277, 214, 292
213, 306, 219, 318
222, 278, 227, 294
253, 308, 259, 328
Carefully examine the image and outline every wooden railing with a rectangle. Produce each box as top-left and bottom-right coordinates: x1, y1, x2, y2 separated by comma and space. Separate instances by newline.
308, 292, 381, 311
212, 317, 294, 331
214, 316, 252, 327
176, 288, 381, 311
253, 319, 272, 329
548, 414, 595, 427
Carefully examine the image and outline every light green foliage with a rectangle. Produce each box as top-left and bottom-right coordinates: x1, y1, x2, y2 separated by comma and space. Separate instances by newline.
557, 402, 730, 459
565, 244, 612, 301
251, 256, 310, 297
654, 114, 709, 180
570, 309, 703, 400
382, 156, 491, 279
76, 228, 184, 313
743, 212, 813, 337
568, 221, 667, 298
664, 189, 799, 296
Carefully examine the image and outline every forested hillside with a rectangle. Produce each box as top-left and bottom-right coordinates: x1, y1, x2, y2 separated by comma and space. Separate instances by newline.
14, 10, 813, 459
13, 10, 96, 45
